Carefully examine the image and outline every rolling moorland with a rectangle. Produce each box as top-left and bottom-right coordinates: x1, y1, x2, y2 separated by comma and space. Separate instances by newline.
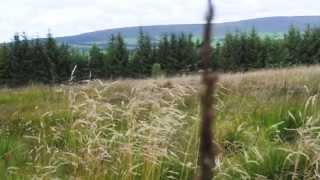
0, 66, 320, 179
55, 16, 320, 49
1, 14, 320, 179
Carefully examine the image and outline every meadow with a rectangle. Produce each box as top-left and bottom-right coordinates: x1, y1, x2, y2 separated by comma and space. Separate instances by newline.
0, 66, 320, 179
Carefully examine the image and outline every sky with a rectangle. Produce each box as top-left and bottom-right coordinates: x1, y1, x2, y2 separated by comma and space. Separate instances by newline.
1, 0, 320, 42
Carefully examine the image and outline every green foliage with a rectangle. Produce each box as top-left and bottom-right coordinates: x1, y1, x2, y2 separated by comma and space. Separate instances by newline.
283, 26, 302, 65
0, 137, 28, 178
0, 45, 9, 84
31, 39, 55, 83
105, 34, 129, 78
157, 34, 171, 72
45, 33, 60, 82
89, 44, 104, 79
241, 146, 290, 179
131, 29, 155, 77
151, 63, 163, 78
1, 26, 320, 85
8, 34, 30, 85
156, 33, 198, 74
277, 110, 304, 142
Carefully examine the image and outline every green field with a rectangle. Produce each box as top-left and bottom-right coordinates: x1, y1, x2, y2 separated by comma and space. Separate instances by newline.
0, 66, 320, 179
68, 32, 284, 51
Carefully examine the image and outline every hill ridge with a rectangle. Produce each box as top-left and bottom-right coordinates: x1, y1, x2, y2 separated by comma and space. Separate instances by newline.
55, 16, 320, 49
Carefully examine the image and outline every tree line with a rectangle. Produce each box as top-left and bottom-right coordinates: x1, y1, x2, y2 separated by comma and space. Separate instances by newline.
214, 26, 320, 71
1, 26, 320, 86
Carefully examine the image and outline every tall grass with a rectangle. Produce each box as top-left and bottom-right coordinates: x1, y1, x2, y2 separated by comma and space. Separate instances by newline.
0, 66, 319, 179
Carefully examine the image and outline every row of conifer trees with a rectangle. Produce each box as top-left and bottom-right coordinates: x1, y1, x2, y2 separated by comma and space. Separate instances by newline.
0, 26, 320, 86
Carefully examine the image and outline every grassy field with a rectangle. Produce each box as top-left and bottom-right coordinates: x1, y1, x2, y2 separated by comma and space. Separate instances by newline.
1, 66, 320, 179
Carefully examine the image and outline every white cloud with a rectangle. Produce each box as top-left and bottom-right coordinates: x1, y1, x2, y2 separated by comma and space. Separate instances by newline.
0, 0, 319, 42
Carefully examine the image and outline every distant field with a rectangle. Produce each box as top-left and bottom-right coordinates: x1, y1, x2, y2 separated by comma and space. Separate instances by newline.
1, 66, 320, 179
67, 32, 283, 50
55, 16, 320, 50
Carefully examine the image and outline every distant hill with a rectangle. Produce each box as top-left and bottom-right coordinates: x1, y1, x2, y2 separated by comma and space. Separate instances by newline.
55, 16, 320, 49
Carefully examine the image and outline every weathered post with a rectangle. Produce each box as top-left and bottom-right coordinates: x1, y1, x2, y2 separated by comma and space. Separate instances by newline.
198, 0, 218, 180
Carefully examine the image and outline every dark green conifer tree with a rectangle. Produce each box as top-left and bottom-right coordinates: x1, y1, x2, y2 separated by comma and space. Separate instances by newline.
283, 26, 302, 65
31, 38, 54, 83
8, 33, 31, 85
248, 28, 262, 68
0, 45, 9, 84
157, 34, 171, 72
46, 33, 61, 82
89, 44, 104, 79
105, 34, 129, 78
132, 29, 154, 77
